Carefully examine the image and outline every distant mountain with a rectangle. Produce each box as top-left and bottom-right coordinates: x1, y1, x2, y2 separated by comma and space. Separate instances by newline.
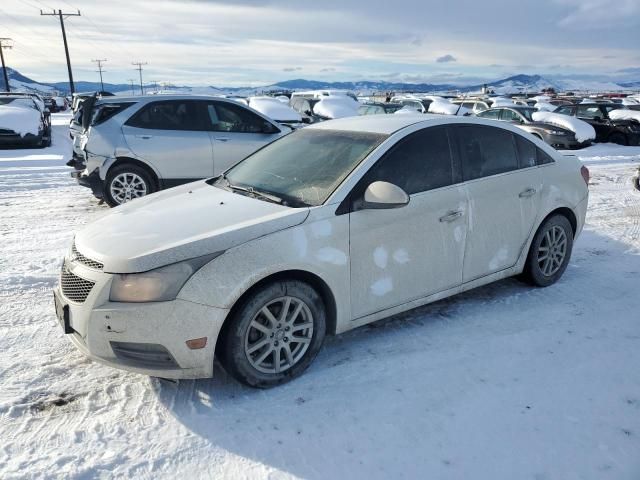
2, 68, 637, 96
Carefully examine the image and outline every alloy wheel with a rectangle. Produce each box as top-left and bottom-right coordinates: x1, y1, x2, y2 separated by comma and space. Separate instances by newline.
244, 296, 314, 374
109, 172, 148, 204
537, 225, 568, 277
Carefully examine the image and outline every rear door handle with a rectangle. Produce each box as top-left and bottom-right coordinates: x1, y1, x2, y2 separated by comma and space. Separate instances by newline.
214, 137, 230, 142
519, 188, 537, 198
134, 135, 153, 139
439, 210, 463, 223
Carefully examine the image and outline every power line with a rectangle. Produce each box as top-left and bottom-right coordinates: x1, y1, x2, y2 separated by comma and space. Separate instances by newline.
0, 38, 12, 92
128, 78, 136, 96
92, 58, 106, 91
40, 8, 81, 94
132, 61, 147, 95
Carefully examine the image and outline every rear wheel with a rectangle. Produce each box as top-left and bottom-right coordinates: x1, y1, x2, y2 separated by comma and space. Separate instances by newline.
104, 164, 156, 207
608, 132, 627, 146
219, 280, 326, 388
522, 214, 574, 287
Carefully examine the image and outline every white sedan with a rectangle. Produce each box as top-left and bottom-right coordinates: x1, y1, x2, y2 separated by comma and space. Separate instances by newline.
54, 115, 589, 387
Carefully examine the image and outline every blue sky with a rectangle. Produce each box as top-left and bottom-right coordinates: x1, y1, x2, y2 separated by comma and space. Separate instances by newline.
1, 0, 639, 86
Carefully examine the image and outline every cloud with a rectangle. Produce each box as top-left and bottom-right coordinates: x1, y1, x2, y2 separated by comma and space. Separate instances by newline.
282, 67, 302, 72
320, 68, 336, 72
436, 54, 456, 63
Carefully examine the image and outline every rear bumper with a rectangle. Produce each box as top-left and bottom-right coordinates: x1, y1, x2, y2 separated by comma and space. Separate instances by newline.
74, 168, 104, 199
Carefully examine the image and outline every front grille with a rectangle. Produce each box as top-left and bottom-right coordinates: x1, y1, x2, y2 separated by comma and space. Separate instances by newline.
71, 242, 103, 270
61, 262, 95, 303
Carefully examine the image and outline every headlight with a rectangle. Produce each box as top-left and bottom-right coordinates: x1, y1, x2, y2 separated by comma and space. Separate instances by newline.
110, 253, 221, 303
549, 130, 567, 136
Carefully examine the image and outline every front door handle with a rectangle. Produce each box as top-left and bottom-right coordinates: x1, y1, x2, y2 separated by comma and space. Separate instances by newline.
215, 137, 230, 142
439, 210, 463, 223
519, 188, 537, 198
134, 134, 153, 139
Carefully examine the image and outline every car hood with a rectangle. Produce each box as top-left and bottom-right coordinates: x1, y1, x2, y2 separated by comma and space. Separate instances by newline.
75, 181, 309, 273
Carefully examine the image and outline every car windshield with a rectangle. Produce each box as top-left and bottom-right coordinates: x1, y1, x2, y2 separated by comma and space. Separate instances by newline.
518, 108, 536, 121
216, 128, 387, 207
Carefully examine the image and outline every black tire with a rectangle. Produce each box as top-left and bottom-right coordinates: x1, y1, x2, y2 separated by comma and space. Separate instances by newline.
219, 280, 327, 388
608, 132, 627, 146
522, 214, 574, 287
104, 163, 156, 207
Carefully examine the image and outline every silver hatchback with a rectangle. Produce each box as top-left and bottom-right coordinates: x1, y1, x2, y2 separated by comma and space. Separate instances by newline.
74, 95, 290, 206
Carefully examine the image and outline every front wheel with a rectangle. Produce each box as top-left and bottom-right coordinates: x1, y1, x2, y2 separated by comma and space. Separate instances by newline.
608, 132, 627, 146
219, 280, 326, 388
522, 215, 574, 287
104, 164, 155, 207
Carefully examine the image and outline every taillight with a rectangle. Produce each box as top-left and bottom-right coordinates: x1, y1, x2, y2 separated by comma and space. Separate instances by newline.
581, 165, 590, 186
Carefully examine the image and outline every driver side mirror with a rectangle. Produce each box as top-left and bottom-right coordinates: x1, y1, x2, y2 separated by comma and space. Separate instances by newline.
356, 181, 410, 210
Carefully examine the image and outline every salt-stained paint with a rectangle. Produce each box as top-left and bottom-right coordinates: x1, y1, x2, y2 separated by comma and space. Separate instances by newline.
373, 246, 388, 269
315, 247, 347, 265
370, 277, 393, 296
392, 248, 409, 264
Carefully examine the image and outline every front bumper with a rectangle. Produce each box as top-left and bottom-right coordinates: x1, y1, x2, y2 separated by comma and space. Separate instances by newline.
543, 133, 588, 150
74, 168, 104, 199
54, 259, 229, 379
0, 132, 42, 147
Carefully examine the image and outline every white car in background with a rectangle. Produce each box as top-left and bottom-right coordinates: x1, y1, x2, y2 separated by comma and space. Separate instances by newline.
54, 114, 589, 388
74, 95, 291, 206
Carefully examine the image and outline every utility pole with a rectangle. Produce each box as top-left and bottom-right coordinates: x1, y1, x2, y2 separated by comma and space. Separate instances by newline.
0, 38, 12, 92
92, 58, 107, 91
132, 62, 147, 95
149, 80, 159, 92
40, 9, 81, 94
128, 79, 136, 95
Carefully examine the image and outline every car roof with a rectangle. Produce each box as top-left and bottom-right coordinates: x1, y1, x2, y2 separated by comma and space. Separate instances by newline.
95, 94, 232, 104
306, 114, 527, 135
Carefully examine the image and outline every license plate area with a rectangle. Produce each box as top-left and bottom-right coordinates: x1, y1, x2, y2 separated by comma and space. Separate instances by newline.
53, 291, 73, 334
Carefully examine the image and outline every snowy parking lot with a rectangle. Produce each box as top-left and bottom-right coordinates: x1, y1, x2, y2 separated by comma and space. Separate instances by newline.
1, 115, 639, 479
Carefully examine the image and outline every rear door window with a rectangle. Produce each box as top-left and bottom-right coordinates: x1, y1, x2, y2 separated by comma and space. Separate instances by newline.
515, 135, 537, 168
125, 100, 204, 130
455, 125, 519, 181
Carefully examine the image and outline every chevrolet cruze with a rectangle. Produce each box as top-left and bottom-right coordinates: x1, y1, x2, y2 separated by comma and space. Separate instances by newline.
54, 115, 589, 388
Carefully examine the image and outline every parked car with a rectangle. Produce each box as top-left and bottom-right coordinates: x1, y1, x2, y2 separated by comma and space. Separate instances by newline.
248, 96, 304, 127
54, 115, 589, 387
45, 96, 67, 113
452, 99, 491, 114
476, 106, 589, 149
391, 97, 433, 113
289, 96, 322, 123
73, 95, 291, 206
358, 102, 403, 115
553, 103, 640, 145
0, 95, 51, 148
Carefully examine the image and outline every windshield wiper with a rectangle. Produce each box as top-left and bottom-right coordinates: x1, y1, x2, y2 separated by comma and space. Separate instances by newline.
219, 174, 285, 205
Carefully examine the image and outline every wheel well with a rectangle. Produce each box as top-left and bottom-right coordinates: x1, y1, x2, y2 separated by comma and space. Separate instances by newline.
542, 207, 577, 237
216, 270, 338, 352
111, 157, 159, 189
608, 131, 627, 143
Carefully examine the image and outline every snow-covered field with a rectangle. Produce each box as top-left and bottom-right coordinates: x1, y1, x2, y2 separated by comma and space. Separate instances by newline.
1, 116, 639, 479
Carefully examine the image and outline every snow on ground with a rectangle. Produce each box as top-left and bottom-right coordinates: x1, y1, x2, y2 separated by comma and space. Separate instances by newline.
0, 117, 639, 479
